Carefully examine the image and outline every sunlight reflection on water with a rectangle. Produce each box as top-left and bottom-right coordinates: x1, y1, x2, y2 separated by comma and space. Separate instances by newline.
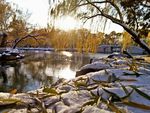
61, 51, 73, 57
0, 51, 108, 92
59, 65, 75, 80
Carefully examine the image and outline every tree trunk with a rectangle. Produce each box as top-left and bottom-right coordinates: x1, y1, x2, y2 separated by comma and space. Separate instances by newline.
0, 33, 7, 47
101, 13, 150, 54
121, 23, 150, 54
12, 34, 40, 49
131, 36, 150, 54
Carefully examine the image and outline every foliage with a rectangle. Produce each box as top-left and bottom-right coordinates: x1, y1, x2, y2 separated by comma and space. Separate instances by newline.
48, 28, 103, 52
120, 0, 150, 35
19, 28, 49, 47
122, 32, 132, 50
49, 0, 150, 54
0, 0, 30, 47
9, 15, 28, 40
146, 32, 150, 46
0, 0, 14, 32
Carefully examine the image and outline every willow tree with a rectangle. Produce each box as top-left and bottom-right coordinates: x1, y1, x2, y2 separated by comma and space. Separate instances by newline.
122, 31, 132, 51
49, 0, 150, 54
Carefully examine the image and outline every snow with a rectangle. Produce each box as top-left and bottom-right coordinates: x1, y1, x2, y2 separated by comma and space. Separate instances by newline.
71, 58, 150, 113
0, 57, 150, 113
6, 48, 19, 53
0, 49, 25, 60
80, 61, 111, 70
82, 106, 114, 113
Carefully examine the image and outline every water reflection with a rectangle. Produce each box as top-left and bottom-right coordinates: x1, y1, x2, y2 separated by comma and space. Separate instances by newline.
61, 51, 73, 57
0, 51, 97, 93
59, 65, 75, 80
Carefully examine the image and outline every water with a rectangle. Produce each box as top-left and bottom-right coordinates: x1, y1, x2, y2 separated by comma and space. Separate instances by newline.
0, 51, 108, 93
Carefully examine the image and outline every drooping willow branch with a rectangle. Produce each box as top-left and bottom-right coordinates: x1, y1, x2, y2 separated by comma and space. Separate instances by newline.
78, 0, 123, 21
83, 0, 150, 53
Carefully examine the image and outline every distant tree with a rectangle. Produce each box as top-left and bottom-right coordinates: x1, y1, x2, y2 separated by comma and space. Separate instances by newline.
85, 33, 102, 53
96, 32, 104, 44
103, 31, 118, 45
30, 28, 50, 47
76, 28, 90, 52
147, 32, 150, 46
0, 0, 14, 47
0, 0, 14, 32
49, 0, 150, 54
48, 28, 102, 52
0, 0, 30, 47
9, 14, 28, 40
73, 28, 102, 53
122, 31, 132, 51
48, 29, 71, 50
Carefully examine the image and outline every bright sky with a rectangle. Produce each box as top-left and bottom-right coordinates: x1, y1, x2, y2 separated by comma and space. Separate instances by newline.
7, 0, 49, 27
6, 0, 123, 33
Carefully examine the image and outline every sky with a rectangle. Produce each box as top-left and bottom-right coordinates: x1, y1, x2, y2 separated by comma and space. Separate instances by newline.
6, 0, 123, 33
7, 0, 49, 27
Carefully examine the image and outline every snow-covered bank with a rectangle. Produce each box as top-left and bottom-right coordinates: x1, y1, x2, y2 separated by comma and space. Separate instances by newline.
0, 57, 150, 113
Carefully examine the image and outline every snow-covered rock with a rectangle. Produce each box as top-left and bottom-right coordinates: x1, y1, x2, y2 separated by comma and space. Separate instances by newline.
0, 57, 150, 113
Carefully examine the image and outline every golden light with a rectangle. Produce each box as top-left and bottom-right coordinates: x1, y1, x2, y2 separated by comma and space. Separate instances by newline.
55, 16, 79, 31
61, 51, 72, 57
59, 65, 75, 80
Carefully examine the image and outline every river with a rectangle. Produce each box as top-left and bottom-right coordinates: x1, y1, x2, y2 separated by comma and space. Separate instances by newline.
0, 51, 108, 93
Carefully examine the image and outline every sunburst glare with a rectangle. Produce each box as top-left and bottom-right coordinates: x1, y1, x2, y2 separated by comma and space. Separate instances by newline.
55, 16, 80, 31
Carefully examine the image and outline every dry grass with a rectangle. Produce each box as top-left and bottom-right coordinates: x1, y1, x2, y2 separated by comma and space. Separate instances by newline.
142, 56, 150, 63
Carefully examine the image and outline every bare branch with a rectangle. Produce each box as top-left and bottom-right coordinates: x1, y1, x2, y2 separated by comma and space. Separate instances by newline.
79, 0, 123, 21
84, 0, 124, 29
79, 0, 137, 38
82, 14, 102, 23
70, 0, 83, 12
12, 34, 41, 49
85, 0, 103, 13
84, 0, 150, 53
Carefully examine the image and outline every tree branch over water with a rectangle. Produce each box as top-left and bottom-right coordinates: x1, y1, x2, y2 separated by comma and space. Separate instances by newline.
12, 34, 41, 49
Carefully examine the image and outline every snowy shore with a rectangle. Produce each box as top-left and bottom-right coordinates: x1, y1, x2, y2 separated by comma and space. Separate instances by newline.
0, 56, 150, 113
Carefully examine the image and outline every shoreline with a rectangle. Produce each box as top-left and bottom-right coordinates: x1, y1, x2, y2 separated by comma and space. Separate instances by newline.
0, 56, 150, 113
0, 46, 147, 55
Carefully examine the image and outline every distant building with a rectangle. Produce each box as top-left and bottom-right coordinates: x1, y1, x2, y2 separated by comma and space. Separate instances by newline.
127, 46, 145, 55
97, 45, 121, 53
97, 45, 145, 55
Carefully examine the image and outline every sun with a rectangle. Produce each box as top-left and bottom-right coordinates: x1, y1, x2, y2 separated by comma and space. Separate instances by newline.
55, 16, 79, 31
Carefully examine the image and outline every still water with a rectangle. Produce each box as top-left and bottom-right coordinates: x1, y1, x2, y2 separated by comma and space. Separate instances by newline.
0, 51, 108, 93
